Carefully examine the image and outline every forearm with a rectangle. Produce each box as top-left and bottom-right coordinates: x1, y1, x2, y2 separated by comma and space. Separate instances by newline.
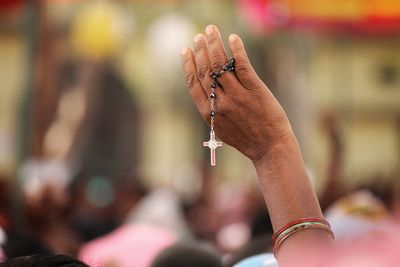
254, 133, 332, 259
181, 25, 333, 261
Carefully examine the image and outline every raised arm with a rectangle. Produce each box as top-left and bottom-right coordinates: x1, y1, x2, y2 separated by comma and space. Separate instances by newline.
180, 25, 333, 262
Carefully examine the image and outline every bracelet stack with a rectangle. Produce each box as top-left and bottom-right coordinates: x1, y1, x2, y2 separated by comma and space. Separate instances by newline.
272, 217, 334, 255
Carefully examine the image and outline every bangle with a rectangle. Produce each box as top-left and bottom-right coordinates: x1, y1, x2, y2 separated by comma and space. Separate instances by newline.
272, 217, 330, 245
272, 217, 334, 255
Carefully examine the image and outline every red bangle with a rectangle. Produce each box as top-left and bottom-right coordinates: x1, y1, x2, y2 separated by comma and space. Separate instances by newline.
272, 217, 330, 246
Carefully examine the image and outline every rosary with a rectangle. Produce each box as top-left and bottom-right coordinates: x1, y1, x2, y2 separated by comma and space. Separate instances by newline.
203, 58, 235, 166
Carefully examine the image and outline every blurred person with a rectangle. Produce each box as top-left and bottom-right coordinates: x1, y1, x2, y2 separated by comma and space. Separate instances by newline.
183, 179, 220, 242
324, 189, 396, 241
1, 233, 51, 260
124, 186, 192, 239
210, 184, 272, 253
0, 254, 88, 267
16, 1, 140, 255
0, 178, 12, 231
18, 161, 81, 256
319, 114, 346, 211
68, 173, 120, 243
77, 174, 195, 267
0, 177, 53, 259
0, 178, 10, 261
181, 25, 400, 266
186, 183, 251, 251
183, 180, 272, 253
151, 243, 223, 267
79, 224, 175, 267
357, 175, 400, 214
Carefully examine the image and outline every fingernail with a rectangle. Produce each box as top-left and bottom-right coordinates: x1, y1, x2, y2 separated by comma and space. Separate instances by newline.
181, 47, 189, 56
205, 25, 215, 35
229, 34, 238, 42
193, 34, 203, 44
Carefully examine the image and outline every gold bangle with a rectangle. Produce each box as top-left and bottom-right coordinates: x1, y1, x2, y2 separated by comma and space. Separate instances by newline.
273, 222, 334, 255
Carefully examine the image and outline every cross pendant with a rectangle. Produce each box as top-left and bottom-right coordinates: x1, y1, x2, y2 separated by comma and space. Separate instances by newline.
203, 131, 222, 166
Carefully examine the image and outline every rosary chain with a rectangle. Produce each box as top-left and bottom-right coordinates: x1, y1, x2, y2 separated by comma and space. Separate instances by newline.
210, 98, 215, 131
209, 58, 235, 132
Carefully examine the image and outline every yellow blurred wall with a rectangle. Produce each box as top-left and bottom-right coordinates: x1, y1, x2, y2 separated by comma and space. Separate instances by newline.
0, 35, 25, 176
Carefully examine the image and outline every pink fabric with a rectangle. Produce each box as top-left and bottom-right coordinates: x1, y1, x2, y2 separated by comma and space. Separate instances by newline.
79, 224, 176, 267
236, 0, 268, 33
284, 225, 400, 267
0, 248, 6, 262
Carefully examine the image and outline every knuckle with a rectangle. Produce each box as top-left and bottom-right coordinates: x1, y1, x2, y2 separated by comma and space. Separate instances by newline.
210, 55, 225, 69
218, 104, 228, 114
234, 58, 250, 74
182, 55, 192, 66
197, 62, 210, 79
207, 34, 218, 45
185, 72, 198, 89
218, 99, 232, 114
193, 43, 204, 54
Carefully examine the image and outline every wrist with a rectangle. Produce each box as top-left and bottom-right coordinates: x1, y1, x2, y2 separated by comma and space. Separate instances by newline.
252, 131, 311, 191
252, 132, 298, 170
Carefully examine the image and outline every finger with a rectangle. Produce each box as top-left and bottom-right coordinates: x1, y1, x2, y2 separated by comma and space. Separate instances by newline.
181, 47, 208, 114
205, 25, 238, 92
193, 34, 220, 98
228, 34, 263, 90
205, 25, 228, 70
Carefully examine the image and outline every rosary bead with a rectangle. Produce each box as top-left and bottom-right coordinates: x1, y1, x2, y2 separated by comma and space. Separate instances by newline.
210, 111, 216, 117
227, 58, 235, 71
210, 71, 219, 80
210, 92, 216, 98
211, 82, 217, 89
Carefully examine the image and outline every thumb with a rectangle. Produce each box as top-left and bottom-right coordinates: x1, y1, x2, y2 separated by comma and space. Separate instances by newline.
228, 34, 263, 90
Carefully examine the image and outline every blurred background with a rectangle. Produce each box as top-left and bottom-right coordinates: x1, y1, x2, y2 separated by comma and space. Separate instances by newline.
0, 0, 399, 265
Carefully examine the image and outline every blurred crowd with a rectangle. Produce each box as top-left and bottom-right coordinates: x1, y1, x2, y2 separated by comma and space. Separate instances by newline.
0, 133, 399, 266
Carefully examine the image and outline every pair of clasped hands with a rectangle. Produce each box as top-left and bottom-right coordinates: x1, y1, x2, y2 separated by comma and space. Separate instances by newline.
181, 25, 329, 261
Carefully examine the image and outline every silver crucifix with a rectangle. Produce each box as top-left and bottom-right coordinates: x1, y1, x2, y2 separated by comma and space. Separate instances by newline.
203, 131, 222, 166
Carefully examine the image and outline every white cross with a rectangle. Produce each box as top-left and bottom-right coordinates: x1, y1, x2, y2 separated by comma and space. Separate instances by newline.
203, 131, 222, 166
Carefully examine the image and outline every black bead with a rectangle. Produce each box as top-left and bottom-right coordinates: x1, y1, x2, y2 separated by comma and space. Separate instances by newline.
210, 92, 216, 98
228, 58, 235, 71
210, 111, 216, 117
211, 82, 217, 89
210, 71, 219, 79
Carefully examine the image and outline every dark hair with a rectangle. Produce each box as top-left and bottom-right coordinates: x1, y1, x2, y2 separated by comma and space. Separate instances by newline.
151, 243, 223, 267
0, 254, 88, 267
2, 232, 51, 259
